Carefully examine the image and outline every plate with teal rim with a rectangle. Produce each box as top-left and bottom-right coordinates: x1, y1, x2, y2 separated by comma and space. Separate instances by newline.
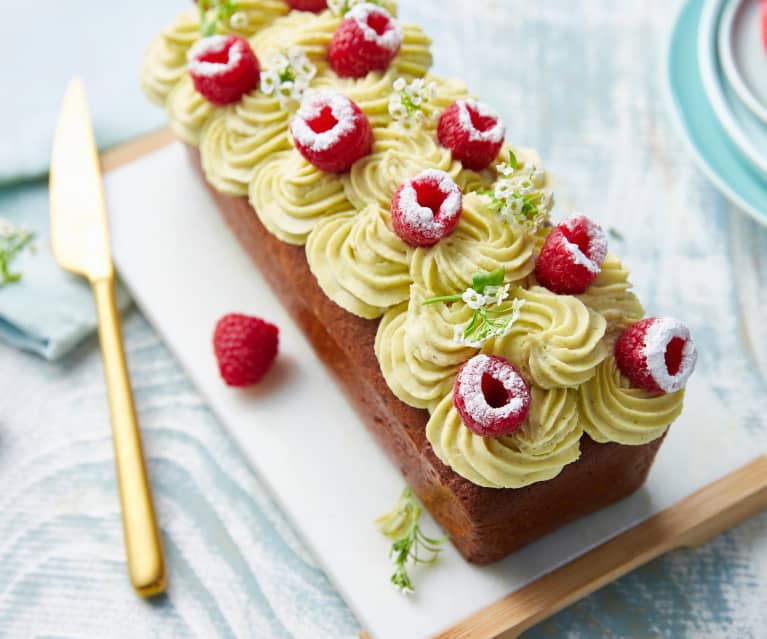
699, 0, 767, 178
667, 0, 767, 226
718, 0, 767, 127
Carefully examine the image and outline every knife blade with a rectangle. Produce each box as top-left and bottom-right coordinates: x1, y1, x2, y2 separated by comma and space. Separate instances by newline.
49, 78, 167, 597
50, 78, 113, 282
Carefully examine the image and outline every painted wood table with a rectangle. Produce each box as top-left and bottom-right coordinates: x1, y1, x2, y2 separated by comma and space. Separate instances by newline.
1, 0, 767, 636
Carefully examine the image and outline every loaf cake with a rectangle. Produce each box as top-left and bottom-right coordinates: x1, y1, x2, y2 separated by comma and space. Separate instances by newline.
142, 0, 697, 564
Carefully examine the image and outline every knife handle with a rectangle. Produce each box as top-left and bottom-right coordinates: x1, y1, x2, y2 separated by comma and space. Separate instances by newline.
92, 277, 167, 597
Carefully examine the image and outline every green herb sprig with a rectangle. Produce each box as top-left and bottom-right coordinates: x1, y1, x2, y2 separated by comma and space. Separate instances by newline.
376, 487, 446, 594
0, 221, 34, 286
421, 269, 524, 348
198, 0, 237, 36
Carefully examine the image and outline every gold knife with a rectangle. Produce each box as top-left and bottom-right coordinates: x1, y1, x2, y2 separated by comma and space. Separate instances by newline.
50, 78, 167, 597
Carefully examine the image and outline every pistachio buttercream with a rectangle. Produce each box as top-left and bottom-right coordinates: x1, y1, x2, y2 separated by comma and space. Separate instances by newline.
166, 75, 217, 145
410, 193, 537, 297
141, 10, 200, 107
306, 205, 412, 318
249, 150, 354, 245
579, 357, 682, 445
375, 286, 478, 411
487, 286, 609, 389
578, 253, 645, 345
426, 387, 582, 489
199, 93, 291, 196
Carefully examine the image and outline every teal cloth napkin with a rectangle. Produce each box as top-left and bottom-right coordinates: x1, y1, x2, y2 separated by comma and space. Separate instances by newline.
0, 0, 183, 359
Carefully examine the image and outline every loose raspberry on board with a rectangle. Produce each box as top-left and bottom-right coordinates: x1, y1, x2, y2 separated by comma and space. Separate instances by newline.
437, 100, 506, 171
615, 317, 697, 394
187, 35, 261, 105
329, 3, 403, 78
213, 313, 280, 387
391, 169, 463, 247
453, 354, 532, 437
535, 214, 608, 295
287, 0, 328, 11
290, 91, 373, 172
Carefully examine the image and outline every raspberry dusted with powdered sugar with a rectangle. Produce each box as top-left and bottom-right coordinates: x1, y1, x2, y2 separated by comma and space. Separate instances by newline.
453, 354, 532, 437
390, 169, 463, 247
188, 35, 261, 105
615, 317, 697, 394
287, 0, 328, 11
290, 91, 373, 172
437, 100, 507, 171
535, 214, 608, 295
329, 3, 403, 78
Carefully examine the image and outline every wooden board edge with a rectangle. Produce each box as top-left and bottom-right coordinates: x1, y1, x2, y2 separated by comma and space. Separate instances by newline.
434, 456, 767, 639
104, 134, 767, 639
101, 128, 174, 173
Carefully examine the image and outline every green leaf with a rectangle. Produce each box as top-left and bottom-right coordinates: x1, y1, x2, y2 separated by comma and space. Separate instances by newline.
508, 149, 518, 170
608, 227, 624, 241
471, 268, 505, 293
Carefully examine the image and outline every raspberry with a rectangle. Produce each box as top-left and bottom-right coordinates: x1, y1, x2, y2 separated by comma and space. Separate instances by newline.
287, 0, 327, 10
213, 313, 279, 387
390, 169, 463, 247
188, 35, 260, 105
437, 100, 506, 171
290, 91, 373, 173
329, 4, 403, 78
615, 317, 697, 394
453, 355, 531, 437
535, 214, 608, 295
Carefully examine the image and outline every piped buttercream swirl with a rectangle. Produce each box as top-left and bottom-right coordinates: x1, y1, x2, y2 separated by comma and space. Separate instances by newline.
426, 386, 582, 488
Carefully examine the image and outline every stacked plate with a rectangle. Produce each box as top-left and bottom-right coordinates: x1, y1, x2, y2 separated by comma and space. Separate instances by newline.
669, 0, 767, 225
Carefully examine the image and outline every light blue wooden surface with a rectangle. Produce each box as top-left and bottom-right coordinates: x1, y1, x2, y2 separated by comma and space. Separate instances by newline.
2, 0, 767, 637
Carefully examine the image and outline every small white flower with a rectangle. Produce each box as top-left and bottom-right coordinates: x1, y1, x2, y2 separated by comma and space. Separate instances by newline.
260, 70, 279, 95
277, 81, 295, 103
494, 180, 513, 200
508, 198, 523, 214
229, 11, 249, 30
0, 218, 16, 237
269, 53, 290, 74
462, 288, 487, 310
496, 162, 515, 177
291, 77, 309, 99
388, 100, 408, 120
393, 77, 407, 92
484, 283, 510, 306
515, 178, 534, 196
412, 110, 424, 122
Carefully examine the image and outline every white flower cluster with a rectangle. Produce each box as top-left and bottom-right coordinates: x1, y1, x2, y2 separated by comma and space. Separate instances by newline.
489, 158, 553, 229
260, 47, 317, 106
461, 283, 510, 310
0, 218, 27, 239
328, 0, 382, 16
388, 77, 437, 130
453, 288, 525, 348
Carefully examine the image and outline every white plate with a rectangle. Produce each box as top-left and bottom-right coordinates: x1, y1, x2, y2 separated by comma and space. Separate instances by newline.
103, 143, 761, 639
719, 0, 767, 126
700, 0, 767, 179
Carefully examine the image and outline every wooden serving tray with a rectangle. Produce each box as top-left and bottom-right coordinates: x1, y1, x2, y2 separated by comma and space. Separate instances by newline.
102, 131, 767, 639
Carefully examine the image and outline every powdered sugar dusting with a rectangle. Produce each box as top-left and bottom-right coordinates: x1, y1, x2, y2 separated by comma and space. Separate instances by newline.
187, 35, 245, 78
397, 169, 462, 239
291, 91, 357, 153
457, 355, 528, 426
347, 3, 403, 53
559, 214, 608, 274
456, 99, 506, 144
643, 318, 698, 393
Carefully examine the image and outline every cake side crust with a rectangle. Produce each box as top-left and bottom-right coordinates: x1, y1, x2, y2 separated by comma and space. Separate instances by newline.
187, 145, 666, 564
